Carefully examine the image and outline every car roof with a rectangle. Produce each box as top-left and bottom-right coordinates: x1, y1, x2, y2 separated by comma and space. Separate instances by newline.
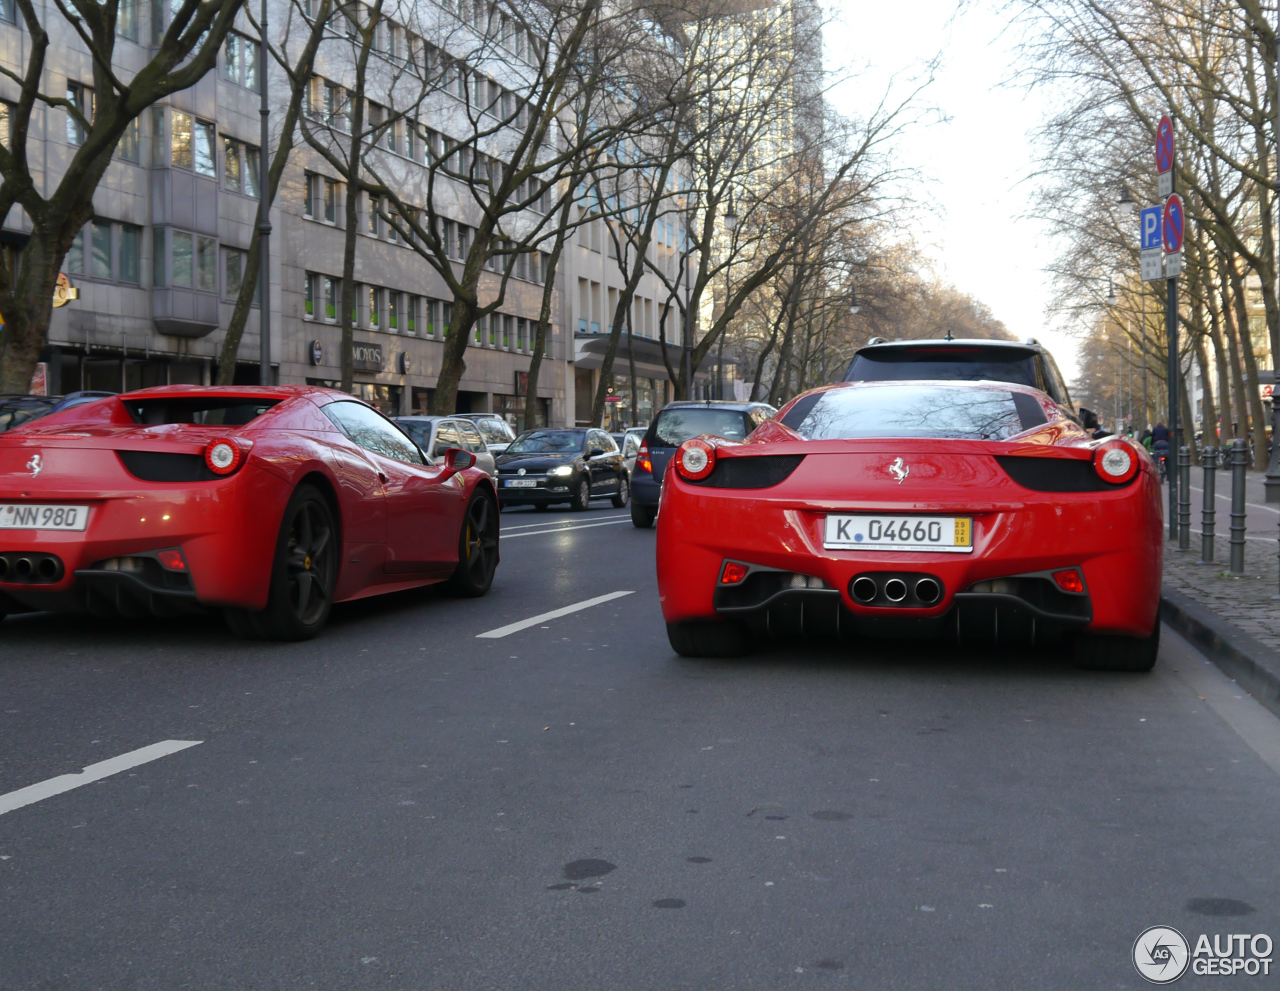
854, 338, 1042, 358
656, 400, 771, 412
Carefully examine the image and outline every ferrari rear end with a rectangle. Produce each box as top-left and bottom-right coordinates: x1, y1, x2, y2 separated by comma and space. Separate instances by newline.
0, 390, 294, 620
656, 381, 1163, 669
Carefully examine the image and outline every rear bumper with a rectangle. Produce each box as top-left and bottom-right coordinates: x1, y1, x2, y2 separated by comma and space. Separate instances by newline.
656, 463, 1162, 639
0, 466, 291, 613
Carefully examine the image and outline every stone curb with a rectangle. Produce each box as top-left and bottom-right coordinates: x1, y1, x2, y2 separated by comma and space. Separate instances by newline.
1161, 586, 1280, 719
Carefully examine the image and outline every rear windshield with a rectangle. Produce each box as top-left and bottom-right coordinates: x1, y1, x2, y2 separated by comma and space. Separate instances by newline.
845, 348, 1038, 388
0, 401, 55, 433
507, 429, 586, 454
781, 385, 1048, 441
652, 409, 749, 446
126, 398, 279, 426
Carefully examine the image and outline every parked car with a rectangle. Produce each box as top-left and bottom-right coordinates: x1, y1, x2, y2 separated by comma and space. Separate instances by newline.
631, 401, 777, 528
393, 416, 497, 478
0, 385, 499, 639
496, 427, 628, 511
0, 391, 115, 434
458, 413, 517, 455
610, 430, 643, 480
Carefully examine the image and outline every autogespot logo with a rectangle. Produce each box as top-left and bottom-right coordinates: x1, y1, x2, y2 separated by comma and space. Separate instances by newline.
1133, 926, 1190, 984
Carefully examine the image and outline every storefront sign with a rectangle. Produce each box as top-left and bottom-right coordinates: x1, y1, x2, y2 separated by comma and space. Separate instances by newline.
309, 340, 324, 366
397, 351, 411, 375
351, 342, 383, 372
516, 371, 529, 397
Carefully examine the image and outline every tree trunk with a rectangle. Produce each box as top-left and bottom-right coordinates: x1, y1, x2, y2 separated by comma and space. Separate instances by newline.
0, 230, 65, 392
520, 195, 574, 431
1227, 259, 1269, 468
1191, 331, 1216, 457
1219, 263, 1250, 444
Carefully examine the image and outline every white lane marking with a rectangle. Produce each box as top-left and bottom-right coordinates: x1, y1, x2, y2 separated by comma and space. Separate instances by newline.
501, 514, 627, 531
0, 740, 203, 817
1161, 629, 1280, 780
502, 519, 632, 539
1187, 485, 1280, 516
476, 591, 634, 639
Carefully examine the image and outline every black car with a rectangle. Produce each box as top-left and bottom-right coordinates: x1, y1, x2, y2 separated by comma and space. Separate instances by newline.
630, 400, 777, 528
496, 427, 629, 511
842, 337, 1099, 428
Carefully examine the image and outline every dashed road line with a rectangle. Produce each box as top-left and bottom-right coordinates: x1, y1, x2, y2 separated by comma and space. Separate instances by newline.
501, 514, 627, 531
502, 519, 633, 539
476, 591, 635, 639
0, 740, 203, 817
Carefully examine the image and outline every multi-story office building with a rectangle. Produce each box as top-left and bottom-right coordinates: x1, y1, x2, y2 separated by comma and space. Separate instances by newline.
1, 0, 700, 428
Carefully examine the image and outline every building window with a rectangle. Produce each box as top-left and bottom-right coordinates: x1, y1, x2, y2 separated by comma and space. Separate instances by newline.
224, 248, 258, 302
0, 0, 15, 23
119, 224, 140, 283
196, 235, 216, 291
117, 117, 139, 161
223, 32, 261, 91
407, 295, 419, 335
0, 101, 11, 150
119, 0, 138, 40
323, 276, 337, 321
171, 231, 193, 286
303, 270, 315, 318
152, 228, 166, 286
366, 194, 379, 236
324, 81, 348, 131
367, 286, 382, 327
66, 227, 84, 275
388, 291, 399, 332
223, 137, 260, 196
171, 112, 216, 176
90, 220, 112, 279
66, 83, 93, 146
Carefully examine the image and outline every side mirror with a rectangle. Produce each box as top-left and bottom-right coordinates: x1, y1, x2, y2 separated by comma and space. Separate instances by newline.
589, 446, 605, 457
1078, 407, 1099, 431
444, 447, 475, 472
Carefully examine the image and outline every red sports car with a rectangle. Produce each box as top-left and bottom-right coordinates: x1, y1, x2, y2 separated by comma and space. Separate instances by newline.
656, 379, 1163, 670
0, 385, 499, 639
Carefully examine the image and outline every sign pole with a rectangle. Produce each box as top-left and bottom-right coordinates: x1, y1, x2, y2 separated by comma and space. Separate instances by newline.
1167, 263, 1179, 540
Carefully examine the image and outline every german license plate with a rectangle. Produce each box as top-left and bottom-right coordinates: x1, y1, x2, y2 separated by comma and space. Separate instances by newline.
823, 515, 972, 553
0, 503, 90, 531
505, 479, 537, 488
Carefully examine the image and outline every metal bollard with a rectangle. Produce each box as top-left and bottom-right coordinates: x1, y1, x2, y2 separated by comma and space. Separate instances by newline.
1200, 446, 1217, 564
1177, 446, 1191, 550
1230, 438, 1247, 575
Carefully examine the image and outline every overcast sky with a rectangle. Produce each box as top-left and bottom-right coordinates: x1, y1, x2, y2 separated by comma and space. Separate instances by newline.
825, 0, 1081, 377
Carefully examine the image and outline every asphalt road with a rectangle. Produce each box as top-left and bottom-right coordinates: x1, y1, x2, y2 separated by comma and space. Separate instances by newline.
2, 496, 1279, 990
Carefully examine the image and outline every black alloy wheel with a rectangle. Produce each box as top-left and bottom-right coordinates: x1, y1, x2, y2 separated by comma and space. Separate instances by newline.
570, 478, 591, 512
447, 491, 500, 596
225, 484, 338, 641
611, 476, 630, 508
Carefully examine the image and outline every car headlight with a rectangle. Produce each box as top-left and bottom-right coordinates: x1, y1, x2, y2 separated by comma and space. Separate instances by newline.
550, 465, 574, 476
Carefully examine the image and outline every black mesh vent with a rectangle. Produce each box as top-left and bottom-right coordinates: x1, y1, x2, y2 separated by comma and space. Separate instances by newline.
690, 454, 804, 489
995, 455, 1131, 492
118, 450, 219, 482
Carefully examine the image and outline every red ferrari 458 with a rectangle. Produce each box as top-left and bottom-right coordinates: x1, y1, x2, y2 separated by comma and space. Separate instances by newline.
656, 380, 1163, 670
0, 385, 499, 639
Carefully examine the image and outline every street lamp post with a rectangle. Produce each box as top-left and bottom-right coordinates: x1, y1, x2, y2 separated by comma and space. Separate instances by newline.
257, 0, 271, 386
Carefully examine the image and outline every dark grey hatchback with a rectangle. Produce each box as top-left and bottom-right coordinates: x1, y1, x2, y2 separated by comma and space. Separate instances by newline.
630, 400, 777, 527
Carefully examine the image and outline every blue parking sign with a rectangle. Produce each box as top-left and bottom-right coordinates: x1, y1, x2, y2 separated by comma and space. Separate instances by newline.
1140, 206, 1162, 250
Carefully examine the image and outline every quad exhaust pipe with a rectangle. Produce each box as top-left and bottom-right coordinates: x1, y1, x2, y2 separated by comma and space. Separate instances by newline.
0, 552, 65, 584
849, 573, 944, 608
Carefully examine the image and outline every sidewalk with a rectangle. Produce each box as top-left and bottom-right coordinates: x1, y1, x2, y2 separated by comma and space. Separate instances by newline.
1161, 522, 1280, 718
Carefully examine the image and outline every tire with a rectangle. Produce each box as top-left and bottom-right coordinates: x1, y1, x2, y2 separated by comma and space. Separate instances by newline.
534, 504, 549, 512
225, 484, 339, 641
611, 476, 631, 508
1072, 616, 1160, 672
446, 490, 500, 597
631, 502, 656, 528
666, 619, 750, 658
570, 478, 591, 512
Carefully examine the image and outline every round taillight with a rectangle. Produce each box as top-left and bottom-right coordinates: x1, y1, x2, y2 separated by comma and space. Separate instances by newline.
1094, 441, 1138, 484
204, 438, 244, 476
675, 439, 716, 481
